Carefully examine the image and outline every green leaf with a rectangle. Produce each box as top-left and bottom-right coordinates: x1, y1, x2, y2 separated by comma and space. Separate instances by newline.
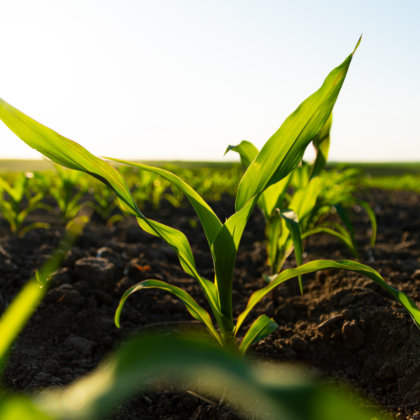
211, 195, 260, 324
0, 98, 140, 217
136, 217, 231, 334
37, 334, 384, 420
106, 159, 223, 248
302, 227, 359, 259
235, 39, 360, 212
358, 200, 377, 247
0, 394, 53, 420
224, 141, 291, 220
235, 258, 420, 333
334, 204, 356, 247
239, 315, 278, 355
281, 210, 303, 293
258, 174, 291, 220
291, 161, 311, 189
18, 222, 50, 238
224, 140, 259, 167
289, 176, 320, 221
115, 279, 222, 346
310, 112, 332, 180
265, 210, 282, 270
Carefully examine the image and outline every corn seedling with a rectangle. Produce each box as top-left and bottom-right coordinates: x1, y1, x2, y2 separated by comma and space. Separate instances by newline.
84, 179, 124, 225
226, 115, 377, 292
1, 38, 419, 357
0, 172, 50, 236
48, 165, 88, 221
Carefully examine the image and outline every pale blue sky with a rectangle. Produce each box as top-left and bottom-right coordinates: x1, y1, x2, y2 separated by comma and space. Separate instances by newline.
0, 0, 418, 161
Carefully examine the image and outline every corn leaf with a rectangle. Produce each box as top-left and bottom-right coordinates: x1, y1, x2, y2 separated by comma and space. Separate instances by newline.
0, 395, 53, 420
106, 158, 223, 248
289, 176, 320, 221
224, 140, 258, 167
239, 315, 278, 355
115, 279, 222, 346
236, 38, 361, 212
0, 98, 139, 217
136, 217, 232, 333
302, 227, 359, 259
224, 140, 291, 219
358, 200, 377, 247
310, 113, 332, 180
236, 259, 420, 333
211, 195, 260, 322
281, 210, 303, 293
258, 174, 291, 220
265, 211, 282, 269
291, 162, 311, 190
37, 335, 383, 420
334, 204, 356, 247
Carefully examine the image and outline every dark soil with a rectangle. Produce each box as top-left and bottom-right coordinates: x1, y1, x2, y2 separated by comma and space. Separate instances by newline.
1, 189, 420, 419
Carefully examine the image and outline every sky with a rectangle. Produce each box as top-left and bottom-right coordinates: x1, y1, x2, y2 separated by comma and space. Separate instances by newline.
0, 0, 419, 162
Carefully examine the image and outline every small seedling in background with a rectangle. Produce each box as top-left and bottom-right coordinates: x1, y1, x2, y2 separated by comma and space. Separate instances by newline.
0, 172, 50, 236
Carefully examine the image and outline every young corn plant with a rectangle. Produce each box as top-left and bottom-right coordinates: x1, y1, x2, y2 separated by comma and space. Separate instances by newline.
84, 178, 125, 225
50, 165, 88, 221
0, 172, 50, 236
1, 38, 419, 356
226, 113, 376, 292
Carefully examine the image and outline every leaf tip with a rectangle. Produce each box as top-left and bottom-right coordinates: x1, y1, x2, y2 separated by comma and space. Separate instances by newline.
224, 145, 234, 156
352, 34, 362, 56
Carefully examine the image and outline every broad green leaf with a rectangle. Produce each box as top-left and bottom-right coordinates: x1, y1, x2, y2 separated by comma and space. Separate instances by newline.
334, 204, 356, 246
0, 395, 53, 420
0, 98, 139, 217
106, 158, 223, 248
136, 217, 232, 334
37, 335, 383, 420
115, 279, 222, 346
265, 210, 282, 269
281, 210, 303, 293
289, 176, 320, 221
320, 221, 353, 242
302, 227, 359, 259
212, 195, 260, 323
258, 174, 291, 220
236, 38, 361, 211
224, 140, 259, 167
18, 222, 50, 238
224, 140, 291, 220
291, 161, 311, 189
239, 315, 278, 355
358, 200, 377, 247
235, 259, 420, 333
310, 112, 332, 180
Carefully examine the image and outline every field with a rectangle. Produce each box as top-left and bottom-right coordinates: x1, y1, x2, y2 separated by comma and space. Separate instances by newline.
0, 162, 418, 419
1, 50, 420, 420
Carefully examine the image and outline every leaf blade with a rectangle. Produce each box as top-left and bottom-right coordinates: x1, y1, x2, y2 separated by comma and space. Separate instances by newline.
236, 42, 359, 211
236, 259, 420, 333
239, 315, 278, 355
115, 279, 222, 346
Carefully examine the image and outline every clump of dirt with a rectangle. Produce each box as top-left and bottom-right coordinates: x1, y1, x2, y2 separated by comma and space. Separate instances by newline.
1, 189, 420, 419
